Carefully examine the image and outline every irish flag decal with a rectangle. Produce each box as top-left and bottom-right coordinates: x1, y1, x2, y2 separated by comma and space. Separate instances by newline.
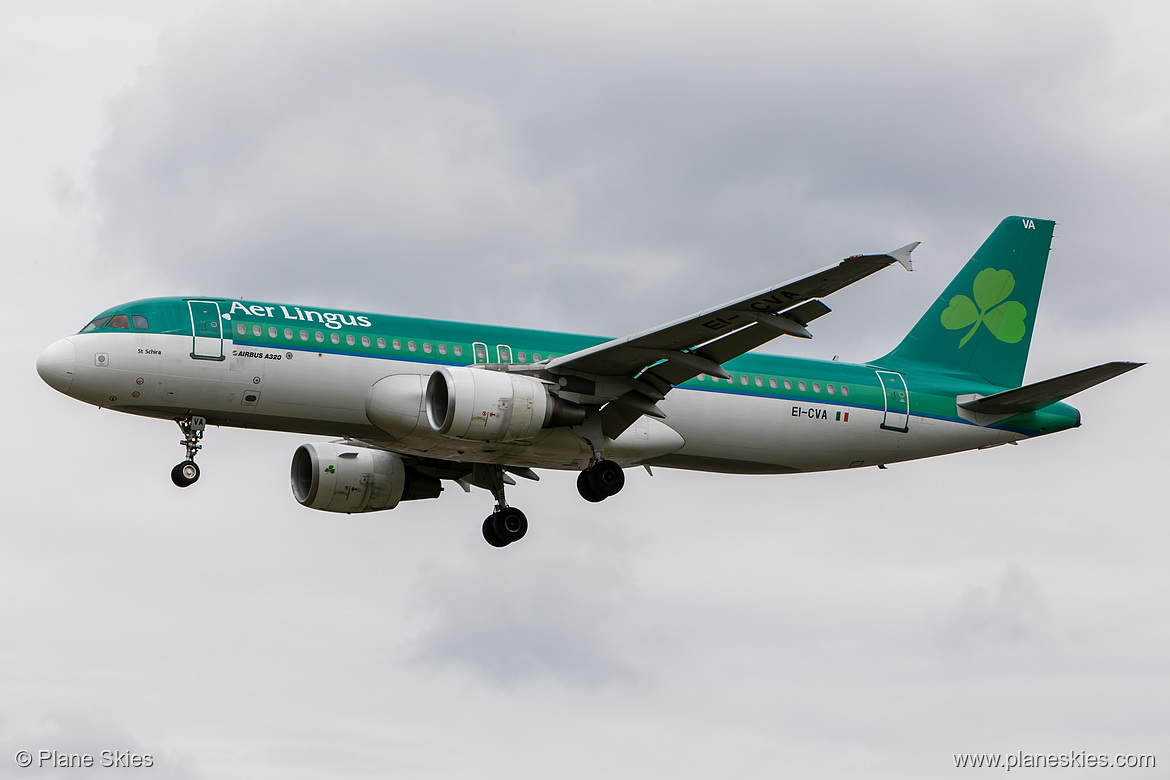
835, 411, 850, 423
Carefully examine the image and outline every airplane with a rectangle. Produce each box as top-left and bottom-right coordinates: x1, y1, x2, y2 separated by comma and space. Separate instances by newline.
36, 216, 1141, 547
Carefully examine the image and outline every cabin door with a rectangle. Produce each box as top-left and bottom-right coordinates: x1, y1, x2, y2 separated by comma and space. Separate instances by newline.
188, 300, 225, 360
875, 370, 909, 432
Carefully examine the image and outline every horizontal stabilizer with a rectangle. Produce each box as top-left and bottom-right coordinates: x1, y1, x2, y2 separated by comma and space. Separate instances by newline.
958, 361, 1143, 415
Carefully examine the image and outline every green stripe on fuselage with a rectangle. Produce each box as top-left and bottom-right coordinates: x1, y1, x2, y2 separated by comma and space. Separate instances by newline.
83, 296, 1079, 438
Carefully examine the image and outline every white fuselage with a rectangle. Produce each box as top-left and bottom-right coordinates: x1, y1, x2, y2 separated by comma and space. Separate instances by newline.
49, 330, 1021, 475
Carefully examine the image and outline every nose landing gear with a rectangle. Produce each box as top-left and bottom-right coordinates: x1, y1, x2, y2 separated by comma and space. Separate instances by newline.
171, 416, 206, 488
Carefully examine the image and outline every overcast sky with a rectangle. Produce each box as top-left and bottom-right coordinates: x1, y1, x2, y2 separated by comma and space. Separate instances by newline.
3, 1, 1167, 778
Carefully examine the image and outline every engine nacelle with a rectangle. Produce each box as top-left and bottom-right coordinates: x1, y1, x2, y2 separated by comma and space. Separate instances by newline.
366, 374, 427, 440
290, 442, 441, 514
425, 366, 585, 442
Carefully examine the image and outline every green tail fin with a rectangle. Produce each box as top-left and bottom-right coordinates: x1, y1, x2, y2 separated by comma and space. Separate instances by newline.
874, 216, 1055, 388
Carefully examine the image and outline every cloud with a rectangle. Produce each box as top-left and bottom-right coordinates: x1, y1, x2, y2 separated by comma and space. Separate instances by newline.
88, 0, 1167, 340
9, 2, 1170, 777
403, 526, 659, 689
932, 564, 1051, 659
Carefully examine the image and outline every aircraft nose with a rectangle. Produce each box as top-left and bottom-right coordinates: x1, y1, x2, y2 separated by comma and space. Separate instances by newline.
37, 337, 76, 394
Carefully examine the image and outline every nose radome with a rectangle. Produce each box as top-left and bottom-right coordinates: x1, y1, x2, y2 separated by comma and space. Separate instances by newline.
37, 338, 76, 394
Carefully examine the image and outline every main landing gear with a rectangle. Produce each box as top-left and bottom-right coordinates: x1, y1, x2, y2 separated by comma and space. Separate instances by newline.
576, 459, 625, 503
482, 506, 528, 548
481, 465, 528, 548
478, 459, 627, 548
171, 415, 206, 488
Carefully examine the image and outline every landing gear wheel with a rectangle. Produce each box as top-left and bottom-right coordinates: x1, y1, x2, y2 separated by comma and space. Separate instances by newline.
492, 507, 528, 544
584, 459, 625, 498
577, 470, 606, 503
172, 416, 206, 488
171, 460, 200, 488
482, 516, 509, 548
477, 465, 528, 548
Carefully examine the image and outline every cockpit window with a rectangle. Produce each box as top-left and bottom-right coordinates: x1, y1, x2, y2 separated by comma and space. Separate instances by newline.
81, 316, 111, 332
132, 315, 149, 329
107, 314, 130, 329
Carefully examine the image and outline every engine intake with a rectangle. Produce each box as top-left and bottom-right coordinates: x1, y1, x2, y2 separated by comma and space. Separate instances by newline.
290, 442, 441, 513
425, 366, 585, 442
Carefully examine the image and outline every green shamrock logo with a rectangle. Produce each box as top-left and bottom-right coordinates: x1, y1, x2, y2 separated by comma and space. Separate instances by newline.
325, 465, 335, 474
940, 268, 1028, 348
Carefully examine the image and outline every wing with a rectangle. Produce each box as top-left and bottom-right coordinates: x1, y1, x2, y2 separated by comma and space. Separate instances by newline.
538, 242, 919, 438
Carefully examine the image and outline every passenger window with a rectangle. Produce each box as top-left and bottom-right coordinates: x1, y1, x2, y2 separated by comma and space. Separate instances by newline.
740, 375, 748, 385
377, 338, 386, 349
841, 386, 850, 397
392, 339, 401, 350
299, 330, 308, 341
236, 324, 246, 335
813, 382, 821, 393
362, 336, 370, 347
408, 341, 417, 352
783, 379, 792, 390
517, 351, 526, 362
331, 333, 340, 344
453, 345, 463, 357
315, 331, 324, 343
532, 353, 541, 362
253, 325, 261, 337
269, 327, 278, 339
424, 342, 432, 353
798, 381, 806, 391
108, 314, 130, 329
769, 378, 777, 389
438, 343, 447, 355
132, 315, 149, 329
347, 334, 356, 346
284, 328, 293, 339
827, 384, 835, 394
755, 376, 763, 387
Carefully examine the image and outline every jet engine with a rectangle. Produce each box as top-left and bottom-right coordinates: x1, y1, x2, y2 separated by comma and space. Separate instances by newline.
424, 366, 585, 442
290, 442, 441, 513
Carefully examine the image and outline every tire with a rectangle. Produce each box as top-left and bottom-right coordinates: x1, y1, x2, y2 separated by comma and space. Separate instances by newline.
482, 516, 509, 547
171, 460, 200, 488
577, 470, 605, 502
587, 459, 625, 497
492, 507, 528, 544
